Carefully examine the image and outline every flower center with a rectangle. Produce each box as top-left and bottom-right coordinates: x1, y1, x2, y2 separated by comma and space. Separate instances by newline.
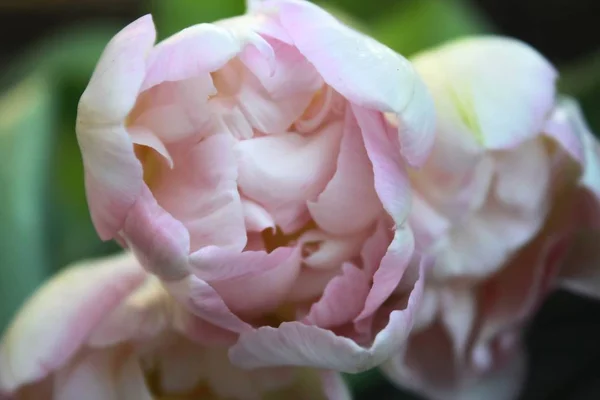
146, 369, 220, 400
260, 221, 317, 253
134, 144, 164, 189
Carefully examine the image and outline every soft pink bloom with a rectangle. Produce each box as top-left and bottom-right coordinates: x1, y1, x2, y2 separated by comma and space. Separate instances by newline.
0, 253, 351, 400
75, 0, 435, 373
381, 37, 600, 400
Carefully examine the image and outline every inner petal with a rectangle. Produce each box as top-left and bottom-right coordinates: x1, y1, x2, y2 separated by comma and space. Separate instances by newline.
236, 120, 343, 225
295, 85, 345, 133
151, 134, 247, 253
131, 75, 217, 144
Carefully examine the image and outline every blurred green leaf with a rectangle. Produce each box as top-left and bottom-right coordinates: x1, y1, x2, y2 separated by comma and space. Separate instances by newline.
0, 74, 55, 329
320, 0, 400, 22
0, 24, 122, 330
314, 2, 373, 34
344, 368, 387, 395
370, 0, 492, 57
559, 50, 600, 97
151, 0, 244, 40
558, 51, 600, 134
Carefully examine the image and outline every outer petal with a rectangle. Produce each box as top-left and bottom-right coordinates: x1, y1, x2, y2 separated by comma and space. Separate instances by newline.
76, 15, 156, 239
164, 275, 252, 334
142, 23, 244, 91
122, 185, 191, 281
411, 36, 557, 150
87, 276, 169, 347
0, 253, 146, 393
268, 0, 435, 166
228, 259, 426, 373
352, 106, 411, 225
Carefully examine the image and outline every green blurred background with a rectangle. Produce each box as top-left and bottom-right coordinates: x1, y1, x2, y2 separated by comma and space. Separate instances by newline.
0, 0, 598, 398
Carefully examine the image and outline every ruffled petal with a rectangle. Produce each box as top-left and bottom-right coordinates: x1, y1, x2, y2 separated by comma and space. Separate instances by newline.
0, 253, 145, 393
76, 15, 156, 239
228, 259, 426, 373
270, 0, 435, 165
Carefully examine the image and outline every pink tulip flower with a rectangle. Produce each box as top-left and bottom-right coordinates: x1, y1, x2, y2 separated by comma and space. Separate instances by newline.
75, 0, 436, 373
382, 37, 600, 400
0, 253, 351, 399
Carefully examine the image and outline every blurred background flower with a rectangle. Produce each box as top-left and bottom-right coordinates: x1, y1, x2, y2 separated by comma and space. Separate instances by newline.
0, 0, 598, 399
